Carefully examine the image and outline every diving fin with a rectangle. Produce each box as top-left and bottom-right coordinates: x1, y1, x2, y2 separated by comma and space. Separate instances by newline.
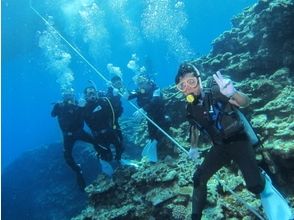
99, 159, 114, 176
142, 139, 158, 162
121, 159, 139, 168
260, 170, 293, 220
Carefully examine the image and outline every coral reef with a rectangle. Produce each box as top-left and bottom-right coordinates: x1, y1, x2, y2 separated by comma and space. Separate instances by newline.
192, 0, 294, 78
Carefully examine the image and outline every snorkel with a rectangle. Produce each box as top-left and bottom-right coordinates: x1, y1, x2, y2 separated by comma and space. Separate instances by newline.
88, 79, 98, 91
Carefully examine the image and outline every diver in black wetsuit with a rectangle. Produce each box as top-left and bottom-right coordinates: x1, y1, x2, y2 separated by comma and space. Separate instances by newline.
51, 91, 96, 191
83, 86, 123, 162
128, 75, 170, 162
175, 62, 292, 220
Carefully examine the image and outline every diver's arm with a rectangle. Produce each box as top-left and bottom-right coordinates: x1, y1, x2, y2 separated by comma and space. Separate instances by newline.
106, 87, 113, 97
229, 91, 250, 107
144, 88, 163, 111
127, 91, 138, 100
51, 103, 59, 117
213, 71, 249, 108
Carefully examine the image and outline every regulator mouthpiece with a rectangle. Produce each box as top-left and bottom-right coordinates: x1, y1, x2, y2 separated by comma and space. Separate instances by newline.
186, 94, 195, 103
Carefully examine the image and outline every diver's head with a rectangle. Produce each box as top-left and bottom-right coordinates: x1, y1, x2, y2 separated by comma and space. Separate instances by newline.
62, 89, 75, 104
84, 86, 98, 102
133, 74, 153, 94
111, 75, 123, 89
175, 62, 202, 101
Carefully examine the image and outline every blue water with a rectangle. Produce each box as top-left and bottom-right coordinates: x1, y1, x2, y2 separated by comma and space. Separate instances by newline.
2, 0, 257, 169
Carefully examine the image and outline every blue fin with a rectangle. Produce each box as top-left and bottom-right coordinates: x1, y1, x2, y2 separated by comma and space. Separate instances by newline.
99, 159, 114, 176
260, 170, 292, 220
142, 139, 158, 162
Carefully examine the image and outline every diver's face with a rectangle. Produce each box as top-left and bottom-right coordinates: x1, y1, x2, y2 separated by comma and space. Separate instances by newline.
138, 81, 151, 91
63, 94, 75, 104
85, 88, 97, 102
112, 80, 123, 89
177, 73, 200, 96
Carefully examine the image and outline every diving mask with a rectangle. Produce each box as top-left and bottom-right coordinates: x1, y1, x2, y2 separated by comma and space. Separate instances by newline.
63, 93, 75, 104
176, 77, 199, 92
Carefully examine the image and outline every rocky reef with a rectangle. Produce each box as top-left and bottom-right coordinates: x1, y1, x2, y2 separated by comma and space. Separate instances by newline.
193, 0, 294, 78
73, 155, 263, 220
72, 0, 294, 219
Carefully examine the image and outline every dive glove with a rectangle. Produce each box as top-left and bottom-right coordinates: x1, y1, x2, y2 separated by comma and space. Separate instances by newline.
112, 88, 120, 96
213, 71, 236, 98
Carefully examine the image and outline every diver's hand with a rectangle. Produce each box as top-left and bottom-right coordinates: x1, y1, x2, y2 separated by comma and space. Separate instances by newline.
133, 108, 146, 122
188, 148, 199, 161
153, 88, 161, 97
122, 91, 129, 99
113, 88, 119, 96
106, 81, 112, 87
213, 71, 236, 98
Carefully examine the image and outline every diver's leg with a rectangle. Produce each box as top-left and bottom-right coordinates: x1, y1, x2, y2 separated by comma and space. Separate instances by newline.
192, 144, 229, 220
147, 121, 157, 141
78, 129, 95, 145
142, 121, 159, 162
63, 134, 85, 190
91, 132, 114, 176
63, 135, 80, 173
92, 132, 113, 161
229, 139, 264, 194
230, 140, 292, 220
112, 131, 123, 161
78, 129, 103, 158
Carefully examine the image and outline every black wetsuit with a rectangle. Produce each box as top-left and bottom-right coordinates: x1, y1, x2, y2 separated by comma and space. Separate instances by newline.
51, 101, 100, 190
128, 83, 170, 142
51, 102, 95, 174
83, 97, 123, 161
187, 85, 265, 220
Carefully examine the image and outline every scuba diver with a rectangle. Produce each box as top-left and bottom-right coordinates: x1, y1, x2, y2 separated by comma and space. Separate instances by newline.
175, 62, 292, 220
128, 75, 170, 162
51, 90, 97, 191
83, 86, 124, 171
